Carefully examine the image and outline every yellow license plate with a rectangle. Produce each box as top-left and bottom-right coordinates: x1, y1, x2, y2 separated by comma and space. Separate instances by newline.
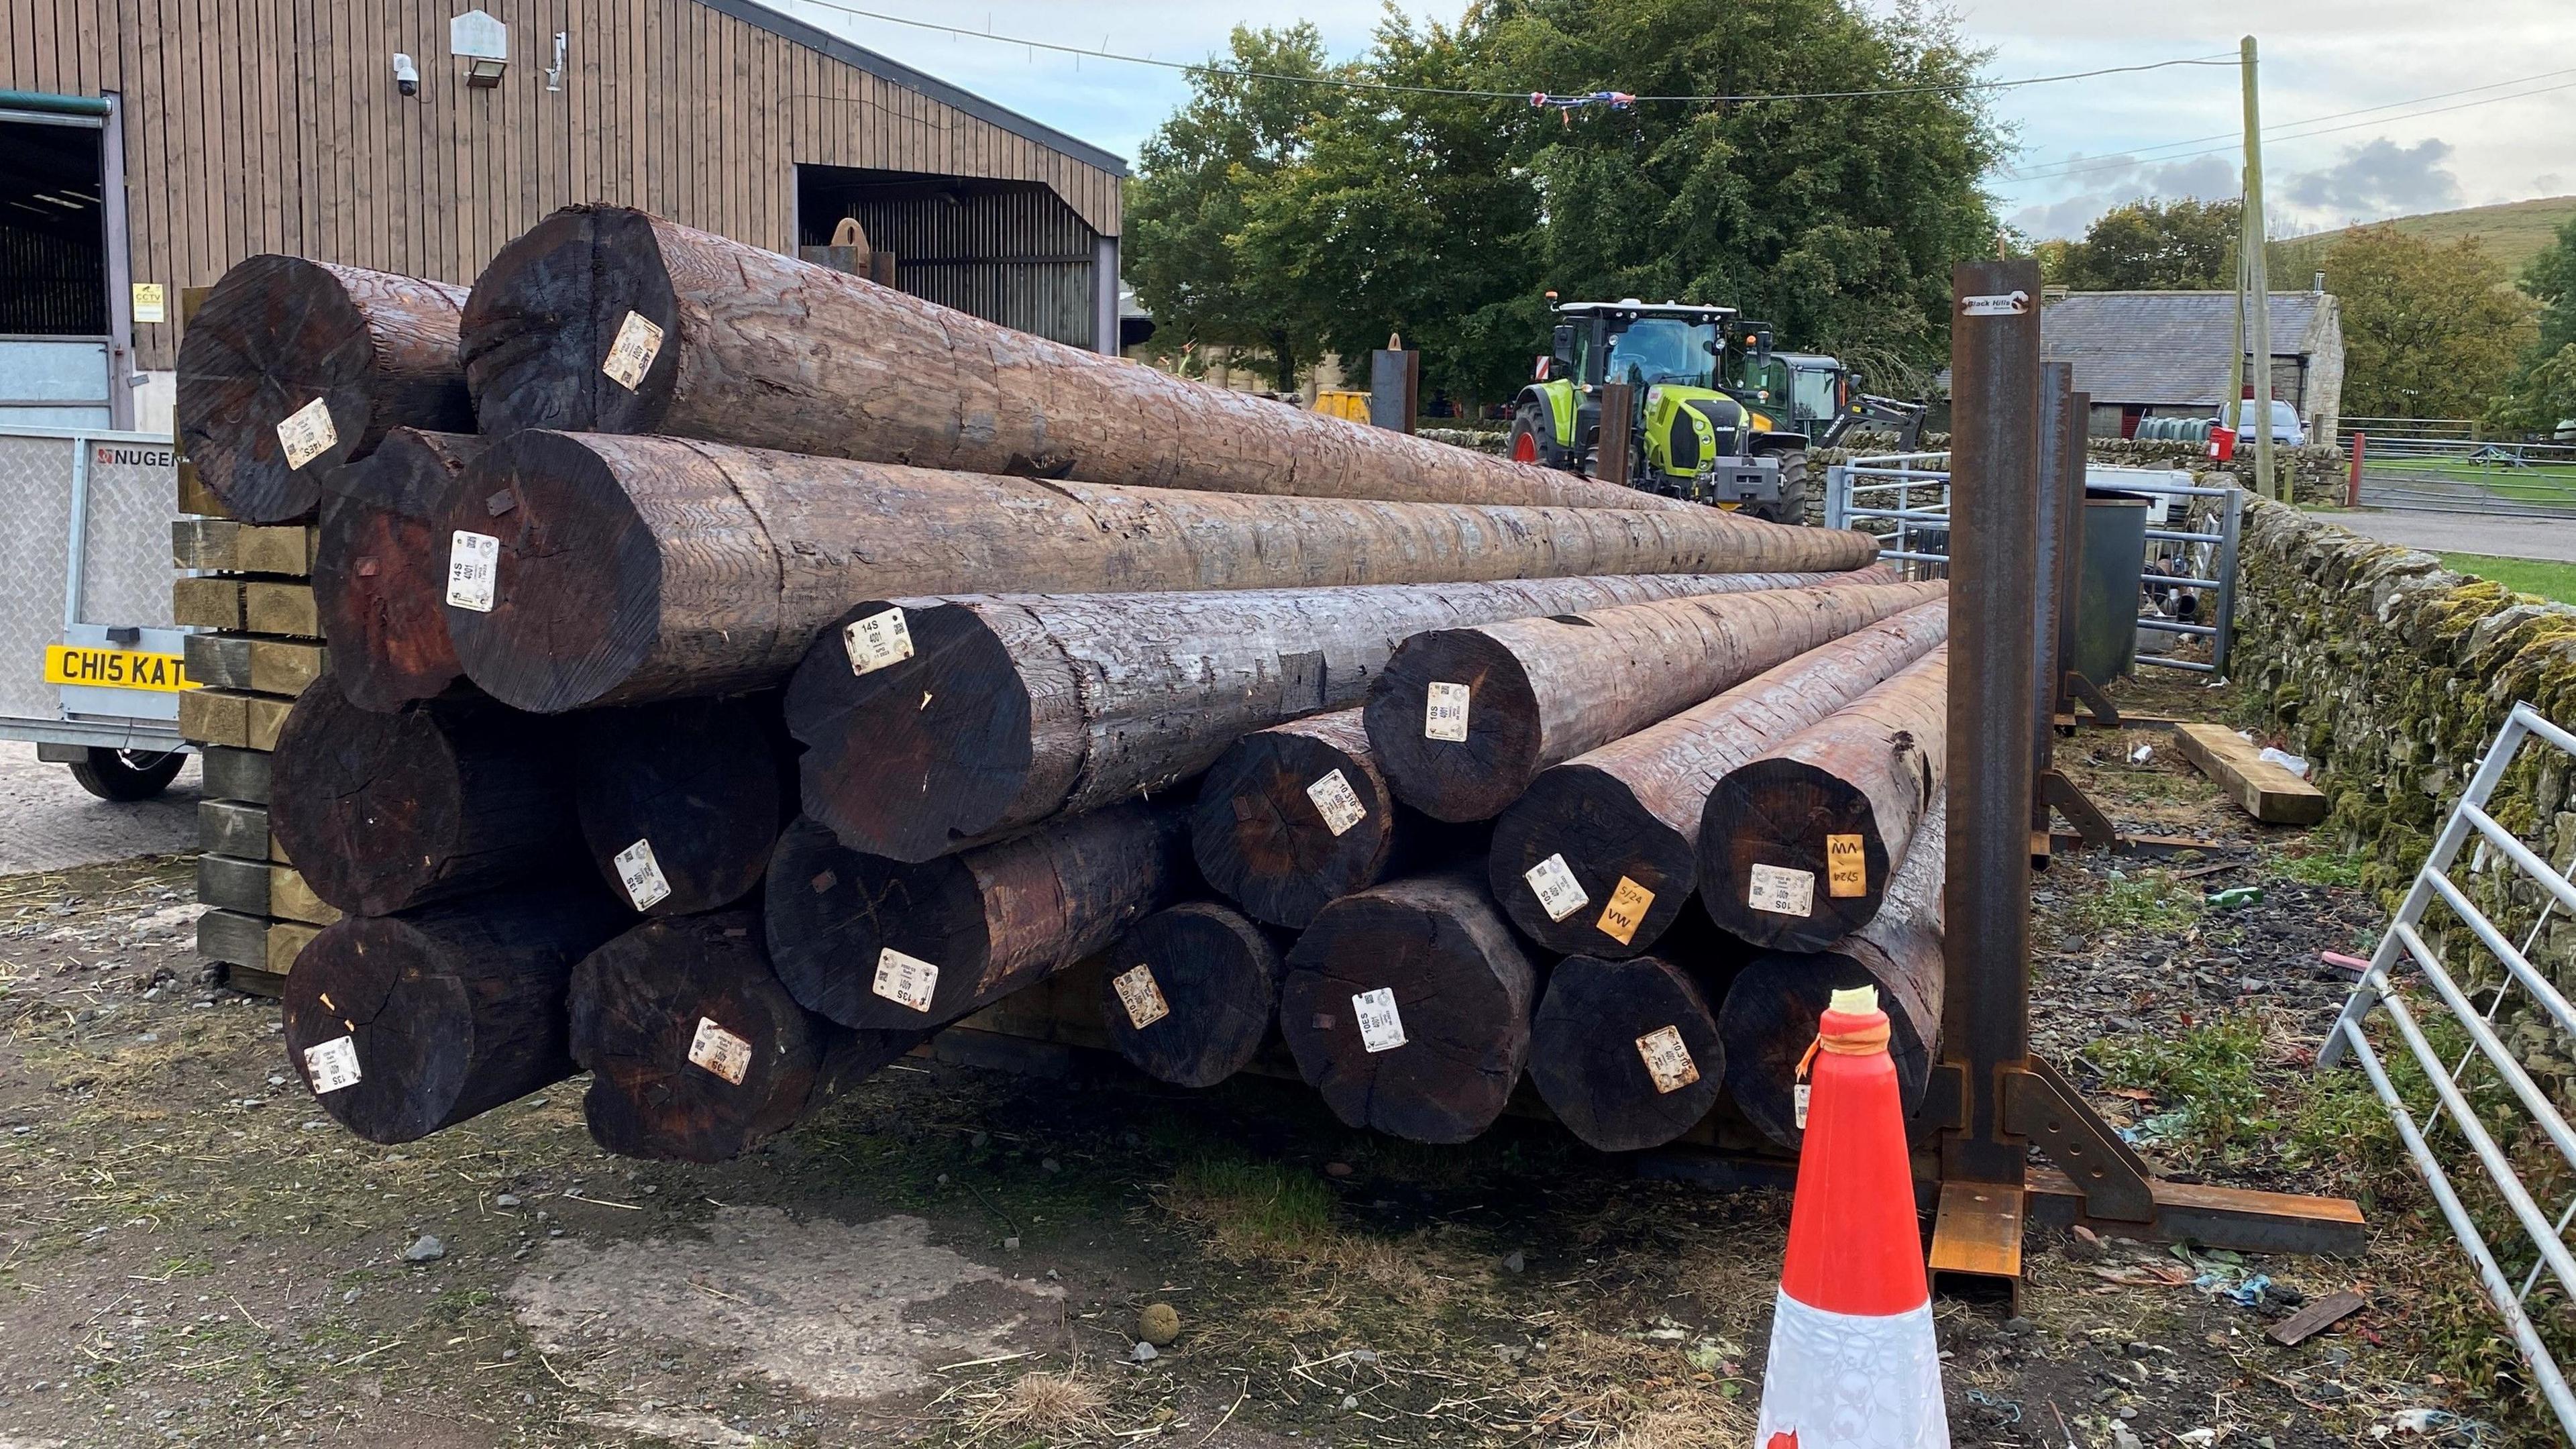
44, 645, 197, 693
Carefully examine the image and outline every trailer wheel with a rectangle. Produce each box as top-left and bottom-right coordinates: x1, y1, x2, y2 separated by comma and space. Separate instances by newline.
1744, 449, 1809, 525
68, 747, 186, 802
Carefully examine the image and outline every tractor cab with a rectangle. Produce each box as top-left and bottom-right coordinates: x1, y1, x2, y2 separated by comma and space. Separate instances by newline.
1509, 299, 1810, 523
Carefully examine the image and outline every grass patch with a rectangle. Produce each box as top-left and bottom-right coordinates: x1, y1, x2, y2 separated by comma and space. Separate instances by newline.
2435, 553, 2576, 604
2087, 1014, 2268, 1151
2064, 869, 2204, 938
1163, 1157, 1336, 1256
2274, 845, 2367, 888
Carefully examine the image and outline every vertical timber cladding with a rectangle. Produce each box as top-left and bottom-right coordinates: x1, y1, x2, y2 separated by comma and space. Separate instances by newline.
798, 168, 1101, 349
3, 0, 1126, 370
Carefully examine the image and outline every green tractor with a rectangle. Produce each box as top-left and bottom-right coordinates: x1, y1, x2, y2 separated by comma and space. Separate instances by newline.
1507, 299, 1923, 523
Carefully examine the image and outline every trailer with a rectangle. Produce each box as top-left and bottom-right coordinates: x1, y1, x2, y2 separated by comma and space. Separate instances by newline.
0, 422, 191, 798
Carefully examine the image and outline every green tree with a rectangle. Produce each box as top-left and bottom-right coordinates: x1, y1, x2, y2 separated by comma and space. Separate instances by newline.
2491, 213, 2576, 432
2322, 224, 2537, 420
1122, 26, 1346, 390
2055, 197, 2242, 291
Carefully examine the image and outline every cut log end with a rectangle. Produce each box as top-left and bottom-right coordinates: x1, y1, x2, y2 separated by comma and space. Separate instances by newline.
1364, 630, 1543, 823
1099, 902, 1284, 1089
462, 206, 681, 437
1277, 872, 1538, 1144
573, 695, 790, 916
1717, 944, 1936, 1151
315, 429, 486, 711
1698, 757, 1889, 953
568, 910, 830, 1164
761, 816, 986, 1030
441, 429, 667, 712
1527, 954, 1725, 1154
784, 600, 1046, 863
176, 256, 470, 523
1487, 764, 1696, 959
1188, 714, 1397, 929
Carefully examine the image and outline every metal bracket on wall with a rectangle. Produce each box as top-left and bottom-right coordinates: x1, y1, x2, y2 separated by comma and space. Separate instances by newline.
2004, 1055, 2155, 1222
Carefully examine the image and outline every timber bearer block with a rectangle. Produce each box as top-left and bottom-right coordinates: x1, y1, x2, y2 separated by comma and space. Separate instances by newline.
198, 800, 284, 862
172, 576, 246, 629
182, 637, 327, 697
172, 519, 317, 576
179, 690, 294, 751
2173, 724, 2326, 825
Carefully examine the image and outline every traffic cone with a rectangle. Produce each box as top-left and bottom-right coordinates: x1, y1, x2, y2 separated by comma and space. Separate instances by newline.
1754, 985, 1949, 1449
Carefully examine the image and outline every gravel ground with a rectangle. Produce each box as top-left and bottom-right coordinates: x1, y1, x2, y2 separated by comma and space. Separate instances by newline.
0, 741, 198, 875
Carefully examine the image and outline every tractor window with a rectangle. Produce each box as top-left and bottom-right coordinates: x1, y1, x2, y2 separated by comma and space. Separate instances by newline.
1788, 365, 1841, 425
1603, 319, 1716, 390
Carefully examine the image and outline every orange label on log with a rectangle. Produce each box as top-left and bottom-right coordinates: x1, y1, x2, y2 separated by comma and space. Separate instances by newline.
1825, 834, 1867, 898
1595, 876, 1654, 945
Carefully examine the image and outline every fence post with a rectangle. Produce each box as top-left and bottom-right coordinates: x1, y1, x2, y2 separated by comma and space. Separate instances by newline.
2347, 431, 2365, 507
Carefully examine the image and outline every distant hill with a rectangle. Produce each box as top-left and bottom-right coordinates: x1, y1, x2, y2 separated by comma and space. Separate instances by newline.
2272, 195, 2576, 283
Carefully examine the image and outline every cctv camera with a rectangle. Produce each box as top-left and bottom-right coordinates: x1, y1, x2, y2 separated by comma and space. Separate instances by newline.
393, 52, 420, 96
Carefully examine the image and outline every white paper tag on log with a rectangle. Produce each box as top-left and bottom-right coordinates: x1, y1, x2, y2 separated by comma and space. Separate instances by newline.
275, 396, 338, 470
1305, 769, 1366, 837
602, 309, 665, 390
841, 606, 915, 676
1795, 1082, 1813, 1130
303, 1035, 362, 1095
1424, 682, 1470, 742
1352, 987, 1407, 1053
1747, 862, 1816, 918
1634, 1024, 1699, 1095
686, 1016, 753, 1085
1112, 963, 1170, 1030
871, 947, 939, 1013
446, 530, 500, 612
613, 838, 672, 910
1524, 853, 1589, 922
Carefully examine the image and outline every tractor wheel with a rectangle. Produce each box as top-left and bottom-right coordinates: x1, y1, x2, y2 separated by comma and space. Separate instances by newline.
1744, 449, 1809, 525
1508, 401, 1562, 469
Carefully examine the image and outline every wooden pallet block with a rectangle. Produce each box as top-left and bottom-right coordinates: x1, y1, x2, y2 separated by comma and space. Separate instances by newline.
171, 519, 317, 576
201, 745, 272, 804
2172, 724, 2327, 826
244, 583, 321, 639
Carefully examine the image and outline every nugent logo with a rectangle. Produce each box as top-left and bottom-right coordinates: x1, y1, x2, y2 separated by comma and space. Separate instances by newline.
95, 445, 176, 468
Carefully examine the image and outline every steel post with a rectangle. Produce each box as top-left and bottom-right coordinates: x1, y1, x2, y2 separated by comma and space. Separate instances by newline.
1939, 260, 2042, 1187
2031, 364, 2074, 803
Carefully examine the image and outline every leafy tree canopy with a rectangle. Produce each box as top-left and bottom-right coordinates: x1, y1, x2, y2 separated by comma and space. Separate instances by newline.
1124, 0, 2005, 406
2319, 223, 2536, 421
2045, 197, 2243, 291
2491, 212, 2576, 432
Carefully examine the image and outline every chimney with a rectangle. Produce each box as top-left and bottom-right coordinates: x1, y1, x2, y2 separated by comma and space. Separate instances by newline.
2312, 270, 2325, 294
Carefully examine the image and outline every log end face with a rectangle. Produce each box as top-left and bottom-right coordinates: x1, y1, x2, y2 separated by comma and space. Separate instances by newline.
1696, 756, 1886, 953
314, 439, 477, 711
175, 254, 376, 522
268, 679, 462, 916
1527, 954, 1725, 1154
444, 431, 664, 713
574, 696, 787, 917
284, 916, 478, 1144
462, 207, 680, 435
1188, 726, 1392, 930
1099, 902, 1282, 1089
761, 818, 987, 1031
1487, 766, 1693, 959
784, 602, 1042, 862
1365, 633, 1544, 824
1719, 949, 1935, 1152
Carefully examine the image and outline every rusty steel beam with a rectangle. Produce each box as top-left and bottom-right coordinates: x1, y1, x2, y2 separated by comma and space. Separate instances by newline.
463, 207, 1688, 513
1697, 645, 1949, 952
1487, 602, 1949, 959
787, 572, 1869, 864
176, 258, 474, 523
441, 431, 1882, 713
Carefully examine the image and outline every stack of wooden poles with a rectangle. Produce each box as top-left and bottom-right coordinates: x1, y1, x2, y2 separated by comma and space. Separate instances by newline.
174, 203, 1949, 1165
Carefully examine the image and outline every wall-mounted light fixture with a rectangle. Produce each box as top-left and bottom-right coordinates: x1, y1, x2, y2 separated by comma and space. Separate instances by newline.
393, 52, 421, 97
450, 9, 508, 89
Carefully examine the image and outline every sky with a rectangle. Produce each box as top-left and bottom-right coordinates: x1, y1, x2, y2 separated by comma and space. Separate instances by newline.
763, 0, 2576, 241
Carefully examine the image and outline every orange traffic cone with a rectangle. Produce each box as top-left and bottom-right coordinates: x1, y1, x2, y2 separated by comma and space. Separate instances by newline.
1754, 985, 1949, 1449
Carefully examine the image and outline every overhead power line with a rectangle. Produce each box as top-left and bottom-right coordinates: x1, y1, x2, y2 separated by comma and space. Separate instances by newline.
767, 0, 2233, 104
2005, 75, 2576, 186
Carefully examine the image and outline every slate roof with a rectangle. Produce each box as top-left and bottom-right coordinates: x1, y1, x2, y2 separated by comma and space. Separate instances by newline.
2037, 291, 2330, 407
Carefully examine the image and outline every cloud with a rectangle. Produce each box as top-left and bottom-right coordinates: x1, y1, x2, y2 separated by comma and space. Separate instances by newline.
2005, 152, 2240, 241
2279, 138, 2464, 223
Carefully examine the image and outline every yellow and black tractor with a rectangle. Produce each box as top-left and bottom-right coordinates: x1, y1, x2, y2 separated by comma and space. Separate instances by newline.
1507, 298, 1921, 523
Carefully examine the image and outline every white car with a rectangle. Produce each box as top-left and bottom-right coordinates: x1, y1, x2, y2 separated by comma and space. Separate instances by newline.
2215, 399, 2307, 449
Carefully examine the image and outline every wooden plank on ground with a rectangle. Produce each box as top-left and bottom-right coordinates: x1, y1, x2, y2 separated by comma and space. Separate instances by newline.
2172, 724, 2326, 826
2267, 1289, 2367, 1346
244, 582, 319, 638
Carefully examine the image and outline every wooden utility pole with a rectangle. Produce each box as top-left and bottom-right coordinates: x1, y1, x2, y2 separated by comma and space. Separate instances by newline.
2242, 36, 2277, 501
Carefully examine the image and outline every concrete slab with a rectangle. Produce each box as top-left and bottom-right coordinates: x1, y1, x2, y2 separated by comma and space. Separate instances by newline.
0, 741, 199, 876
